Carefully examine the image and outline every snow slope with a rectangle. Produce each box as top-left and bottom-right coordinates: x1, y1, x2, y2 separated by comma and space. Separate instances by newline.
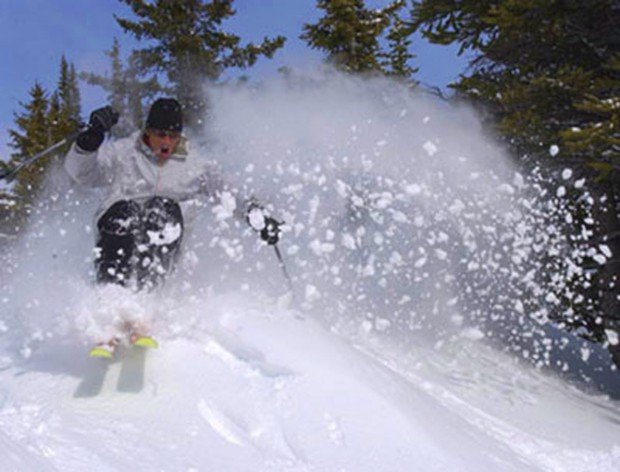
1, 293, 619, 472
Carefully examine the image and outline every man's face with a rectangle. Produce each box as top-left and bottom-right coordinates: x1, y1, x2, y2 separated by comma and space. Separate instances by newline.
145, 129, 181, 160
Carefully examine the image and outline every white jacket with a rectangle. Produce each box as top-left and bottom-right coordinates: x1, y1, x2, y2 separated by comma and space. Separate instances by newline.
64, 131, 244, 223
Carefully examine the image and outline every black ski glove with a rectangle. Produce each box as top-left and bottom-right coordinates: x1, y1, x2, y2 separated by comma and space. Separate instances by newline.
89, 106, 119, 133
261, 217, 282, 245
247, 204, 282, 245
76, 106, 119, 152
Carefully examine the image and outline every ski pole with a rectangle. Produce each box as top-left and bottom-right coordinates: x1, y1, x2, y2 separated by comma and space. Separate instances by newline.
0, 128, 83, 183
273, 243, 294, 294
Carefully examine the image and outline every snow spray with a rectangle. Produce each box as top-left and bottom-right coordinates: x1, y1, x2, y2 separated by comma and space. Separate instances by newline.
0, 70, 616, 395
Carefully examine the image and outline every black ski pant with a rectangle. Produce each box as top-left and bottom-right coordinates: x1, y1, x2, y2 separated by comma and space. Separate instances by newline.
95, 196, 184, 290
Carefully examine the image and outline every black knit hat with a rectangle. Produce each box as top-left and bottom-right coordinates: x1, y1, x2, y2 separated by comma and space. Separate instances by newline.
146, 98, 183, 132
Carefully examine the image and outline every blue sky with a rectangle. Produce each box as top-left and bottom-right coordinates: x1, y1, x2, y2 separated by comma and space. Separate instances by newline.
0, 0, 469, 161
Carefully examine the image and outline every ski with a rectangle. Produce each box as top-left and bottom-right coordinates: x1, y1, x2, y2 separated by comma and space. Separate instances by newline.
89, 342, 117, 359
131, 335, 159, 349
88, 332, 158, 359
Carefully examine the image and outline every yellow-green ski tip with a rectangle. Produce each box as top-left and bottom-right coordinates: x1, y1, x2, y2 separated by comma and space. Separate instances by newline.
89, 346, 114, 359
133, 336, 159, 349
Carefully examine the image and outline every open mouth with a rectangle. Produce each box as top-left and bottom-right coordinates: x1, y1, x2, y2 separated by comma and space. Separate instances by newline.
159, 146, 171, 157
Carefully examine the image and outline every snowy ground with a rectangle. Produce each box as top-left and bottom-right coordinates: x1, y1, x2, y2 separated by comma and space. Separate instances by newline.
0, 293, 619, 472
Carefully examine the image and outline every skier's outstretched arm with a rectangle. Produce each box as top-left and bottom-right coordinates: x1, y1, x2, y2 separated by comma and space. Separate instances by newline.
64, 106, 119, 187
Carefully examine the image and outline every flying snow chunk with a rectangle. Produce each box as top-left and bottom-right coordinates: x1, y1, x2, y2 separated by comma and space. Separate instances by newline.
281, 183, 303, 198
562, 168, 573, 180
449, 199, 466, 215
361, 320, 373, 335
362, 260, 375, 276
405, 184, 422, 195
414, 257, 427, 268
513, 172, 525, 189
351, 195, 364, 207
497, 183, 515, 195
305, 284, 321, 302
212, 191, 237, 221
515, 300, 524, 314
310, 239, 335, 255
461, 327, 485, 341
605, 329, 619, 346
423, 141, 438, 156
389, 251, 403, 266
374, 192, 393, 209
580, 347, 592, 362
467, 261, 480, 271
335, 180, 348, 198
545, 292, 560, 304
575, 178, 586, 189
549, 144, 560, 156
556, 186, 566, 198
341, 233, 356, 250
20, 346, 32, 359
598, 244, 612, 258
446, 297, 458, 307
375, 318, 391, 331
392, 211, 408, 223
247, 207, 266, 230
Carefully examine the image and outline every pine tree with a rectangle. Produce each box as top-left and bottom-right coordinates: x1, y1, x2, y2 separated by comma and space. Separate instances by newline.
115, 0, 286, 129
47, 91, 63, 142
410, 0, 620, 366
301, 0, 408, 75
68, 63, 82, 123
383, 15, 419, 82
81, 38, 160, 137
57, 56, 82, 138
410, 0, 619, 162
51, 57, 83, 163
560, 53, 620, 168
5, 57, 84, 221
7, 83, 51, 215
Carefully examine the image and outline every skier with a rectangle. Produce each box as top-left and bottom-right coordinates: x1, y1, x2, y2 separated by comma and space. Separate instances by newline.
64, 98, 282, 356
